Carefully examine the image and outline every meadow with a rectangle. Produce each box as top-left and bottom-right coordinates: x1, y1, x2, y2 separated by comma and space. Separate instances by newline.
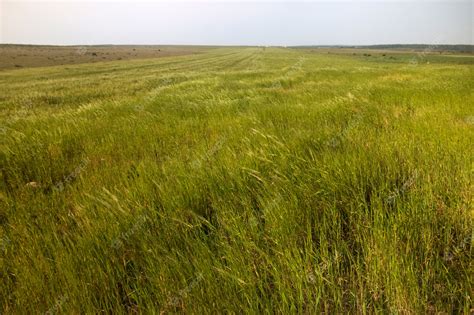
0, 47, 473, 313
0, 45, 212, 70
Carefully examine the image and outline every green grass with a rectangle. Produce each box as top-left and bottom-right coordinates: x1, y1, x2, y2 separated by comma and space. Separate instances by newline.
1, 47, 473, 313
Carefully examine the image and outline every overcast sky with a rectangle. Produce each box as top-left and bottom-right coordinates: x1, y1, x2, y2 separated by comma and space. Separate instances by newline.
1, 0, 472, 46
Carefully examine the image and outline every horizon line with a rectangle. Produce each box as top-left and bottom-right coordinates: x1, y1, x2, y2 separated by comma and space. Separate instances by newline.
1, 43, 473, 47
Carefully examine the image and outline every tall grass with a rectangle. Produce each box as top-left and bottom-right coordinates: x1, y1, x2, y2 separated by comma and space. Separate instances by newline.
1, 48, 473, 313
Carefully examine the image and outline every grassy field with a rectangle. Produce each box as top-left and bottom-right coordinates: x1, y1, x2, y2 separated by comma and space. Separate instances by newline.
0, 45, 214, 70
0, 47, 473, 313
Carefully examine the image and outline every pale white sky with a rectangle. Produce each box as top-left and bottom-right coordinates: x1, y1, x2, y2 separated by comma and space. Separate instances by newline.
1, 0, 472, 45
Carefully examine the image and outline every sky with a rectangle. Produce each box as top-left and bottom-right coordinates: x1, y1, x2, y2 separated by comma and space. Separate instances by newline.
1, 0, 472, 46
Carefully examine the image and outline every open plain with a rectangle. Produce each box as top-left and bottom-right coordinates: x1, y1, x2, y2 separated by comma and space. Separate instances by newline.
1, 47, 473, 313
